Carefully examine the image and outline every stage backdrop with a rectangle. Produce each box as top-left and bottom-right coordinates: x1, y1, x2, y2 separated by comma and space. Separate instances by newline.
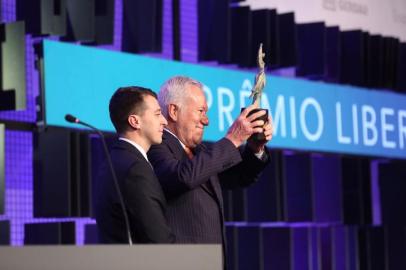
43, 40, 406, 159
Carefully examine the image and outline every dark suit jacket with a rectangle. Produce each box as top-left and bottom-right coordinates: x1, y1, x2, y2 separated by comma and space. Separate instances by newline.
148, 131, 270, 248
94, 139, 175, 244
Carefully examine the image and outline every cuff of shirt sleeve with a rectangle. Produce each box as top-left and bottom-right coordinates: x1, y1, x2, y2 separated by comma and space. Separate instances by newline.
254, 150, 265, 160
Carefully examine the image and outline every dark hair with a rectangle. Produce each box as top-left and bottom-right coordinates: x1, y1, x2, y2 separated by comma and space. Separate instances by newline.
109, 86, 157, 134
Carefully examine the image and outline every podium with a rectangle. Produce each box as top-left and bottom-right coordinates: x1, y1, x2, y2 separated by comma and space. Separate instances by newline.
0, 244, 222, 270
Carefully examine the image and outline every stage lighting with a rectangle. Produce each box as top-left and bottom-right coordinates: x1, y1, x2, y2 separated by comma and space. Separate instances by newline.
0, 21, 26, 111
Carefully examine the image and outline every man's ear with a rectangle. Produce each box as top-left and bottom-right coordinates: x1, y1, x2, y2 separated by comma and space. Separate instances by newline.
128, 114, 141, 129
167, 104, 178, 122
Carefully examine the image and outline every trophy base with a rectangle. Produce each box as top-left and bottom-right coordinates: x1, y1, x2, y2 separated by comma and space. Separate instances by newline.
241, 108, 269, 141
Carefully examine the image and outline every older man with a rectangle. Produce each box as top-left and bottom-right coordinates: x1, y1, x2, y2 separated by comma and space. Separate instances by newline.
148, 76, 273, 256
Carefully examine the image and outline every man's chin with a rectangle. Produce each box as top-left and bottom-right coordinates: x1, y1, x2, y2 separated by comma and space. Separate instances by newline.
193, 137, 203, 146
153, 138, 163, 145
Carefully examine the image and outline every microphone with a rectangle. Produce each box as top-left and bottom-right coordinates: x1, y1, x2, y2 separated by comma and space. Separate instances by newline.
65, 114, 79, 124
65, 114, 133, 245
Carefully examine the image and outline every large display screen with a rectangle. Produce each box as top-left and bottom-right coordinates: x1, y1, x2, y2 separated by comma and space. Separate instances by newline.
43, 40, 406, 159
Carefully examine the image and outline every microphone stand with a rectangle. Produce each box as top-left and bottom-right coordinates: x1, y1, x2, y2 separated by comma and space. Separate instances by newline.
65, 114, 133, 245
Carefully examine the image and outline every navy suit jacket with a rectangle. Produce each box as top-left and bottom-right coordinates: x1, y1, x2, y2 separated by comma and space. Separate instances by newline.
148, 131, 270, 248
95, 139, 175, 244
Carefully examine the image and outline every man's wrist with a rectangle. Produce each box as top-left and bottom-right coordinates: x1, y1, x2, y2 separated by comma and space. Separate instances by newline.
225, 134, 242, 148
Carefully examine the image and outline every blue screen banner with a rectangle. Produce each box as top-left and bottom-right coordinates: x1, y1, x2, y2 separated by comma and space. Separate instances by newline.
43, 40, 406, 159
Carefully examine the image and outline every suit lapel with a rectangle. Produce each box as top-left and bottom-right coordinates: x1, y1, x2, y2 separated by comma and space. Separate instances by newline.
163, 131, 221, 199
114, 139, 152, 169
162, 131, 187, 160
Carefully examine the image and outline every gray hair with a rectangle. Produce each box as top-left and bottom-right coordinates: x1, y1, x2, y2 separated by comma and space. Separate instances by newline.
158, 76, 203, 118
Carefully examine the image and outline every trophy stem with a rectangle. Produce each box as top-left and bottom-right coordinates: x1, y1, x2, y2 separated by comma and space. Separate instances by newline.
252, 98, 260, 107
245, 43, 268, 141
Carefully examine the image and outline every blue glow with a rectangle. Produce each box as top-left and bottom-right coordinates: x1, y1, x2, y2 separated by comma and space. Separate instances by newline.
43, 40, 406, 159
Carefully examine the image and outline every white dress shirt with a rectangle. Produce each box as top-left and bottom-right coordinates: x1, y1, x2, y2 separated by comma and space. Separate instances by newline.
119, 137, 150, 162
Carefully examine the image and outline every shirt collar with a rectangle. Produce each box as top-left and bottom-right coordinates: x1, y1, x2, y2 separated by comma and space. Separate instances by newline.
164, 128, 186, 149
119, 137, 149, 162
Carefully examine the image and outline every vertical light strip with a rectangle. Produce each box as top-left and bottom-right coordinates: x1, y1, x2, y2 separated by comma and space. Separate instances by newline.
0, 124, 4, 215
370, 160, 383, 225
162, 0, 173, 59
180, 0, 198, 62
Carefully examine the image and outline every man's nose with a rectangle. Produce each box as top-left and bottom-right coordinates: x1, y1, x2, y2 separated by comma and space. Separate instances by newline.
201, 115, 209, 126
161, 115, 168, 126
